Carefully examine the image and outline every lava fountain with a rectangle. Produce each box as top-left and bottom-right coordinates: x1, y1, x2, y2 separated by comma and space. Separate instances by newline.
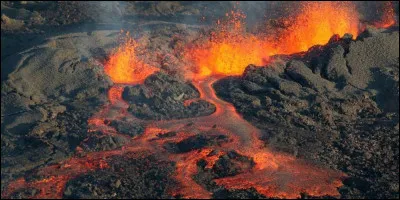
271, 1, 359, 54
184, 1, 360, 79
104, 31, 159, 85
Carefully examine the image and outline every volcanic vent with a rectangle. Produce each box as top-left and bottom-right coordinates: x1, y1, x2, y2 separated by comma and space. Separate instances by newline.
1, 1, 399, 199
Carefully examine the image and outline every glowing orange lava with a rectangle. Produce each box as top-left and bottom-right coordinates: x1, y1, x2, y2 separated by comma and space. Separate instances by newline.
184, 2, 360, 79
108, 86, 125, 104
1, 77, 345, 199
169, 149, 215, 199
273, 1, 359, 54
215, 150, 345, 199
184, 10, 271, 80
104, 32, 159, 84
374, 1, 396, 28
1, 154, 112, 199
87, 85, 128, 135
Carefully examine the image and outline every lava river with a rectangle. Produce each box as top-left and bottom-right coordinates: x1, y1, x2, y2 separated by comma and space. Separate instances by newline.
1, 75, 345, 199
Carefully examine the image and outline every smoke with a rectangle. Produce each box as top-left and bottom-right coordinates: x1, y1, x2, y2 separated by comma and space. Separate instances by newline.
355, 1, 399, 23
234, 1, 298, 30
232, 1, 398, 32
77, 1, 399, 38
69, 1, 398, 64
78, 1, 399, 29
60, 1, 126, 62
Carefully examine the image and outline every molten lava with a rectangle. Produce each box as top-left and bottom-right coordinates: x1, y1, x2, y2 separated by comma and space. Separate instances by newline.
104, 31, 159, 84
374, 1, 396, 28
184, 10, 271, 80
273, 1, 359, 54
184, 1, 360, 79
214, 150, 345, 199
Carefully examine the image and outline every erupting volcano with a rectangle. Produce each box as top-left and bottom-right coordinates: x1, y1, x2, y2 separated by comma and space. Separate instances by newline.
1, 1, 399, 199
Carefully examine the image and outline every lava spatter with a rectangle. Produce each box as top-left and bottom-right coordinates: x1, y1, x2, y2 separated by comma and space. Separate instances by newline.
183, 1, 360, 79
183, 10, 271, 80
272, 1, 359, 54
373, 1, 396, 28
104, 31, 159, 84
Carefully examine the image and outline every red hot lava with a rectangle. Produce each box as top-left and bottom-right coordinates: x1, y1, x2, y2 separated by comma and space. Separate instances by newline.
374, 1, 396, 28
183, 1, 359, 80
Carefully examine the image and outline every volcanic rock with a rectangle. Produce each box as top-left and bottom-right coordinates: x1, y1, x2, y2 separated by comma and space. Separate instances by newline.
1, 14, 24, 30
1, 136, 54, 171
9, 188, 38, 199
193, 150, 262, 199
213, 28, 399, 199
346, 30, 399, 89
212, 151, 255, 178
286, 60, 335, 92
164, 134, 229, 153
107, 119, 144, 137
80, 134, 128, 152
123, 72, 216, 120
63, 154, 176, 199
1, 30, 120, 193
322, 45, 351, 82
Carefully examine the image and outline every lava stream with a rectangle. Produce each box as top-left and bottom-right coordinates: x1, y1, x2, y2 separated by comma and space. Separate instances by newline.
162, 78, 346, 199
2, 76, 345, 199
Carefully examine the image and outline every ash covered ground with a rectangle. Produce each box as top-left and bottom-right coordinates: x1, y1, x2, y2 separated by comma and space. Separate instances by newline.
1, 1, 399, 199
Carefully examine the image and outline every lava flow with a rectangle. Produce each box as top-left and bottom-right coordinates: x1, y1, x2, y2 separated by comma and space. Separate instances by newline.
3, 1, 397, 199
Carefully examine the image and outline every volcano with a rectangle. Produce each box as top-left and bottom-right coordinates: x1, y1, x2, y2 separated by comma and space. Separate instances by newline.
1, 1, 399, 199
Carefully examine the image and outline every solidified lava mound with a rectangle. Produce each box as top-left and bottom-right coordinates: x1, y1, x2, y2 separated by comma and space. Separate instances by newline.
123, 72, 216, 120
1, 1, 399, 200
